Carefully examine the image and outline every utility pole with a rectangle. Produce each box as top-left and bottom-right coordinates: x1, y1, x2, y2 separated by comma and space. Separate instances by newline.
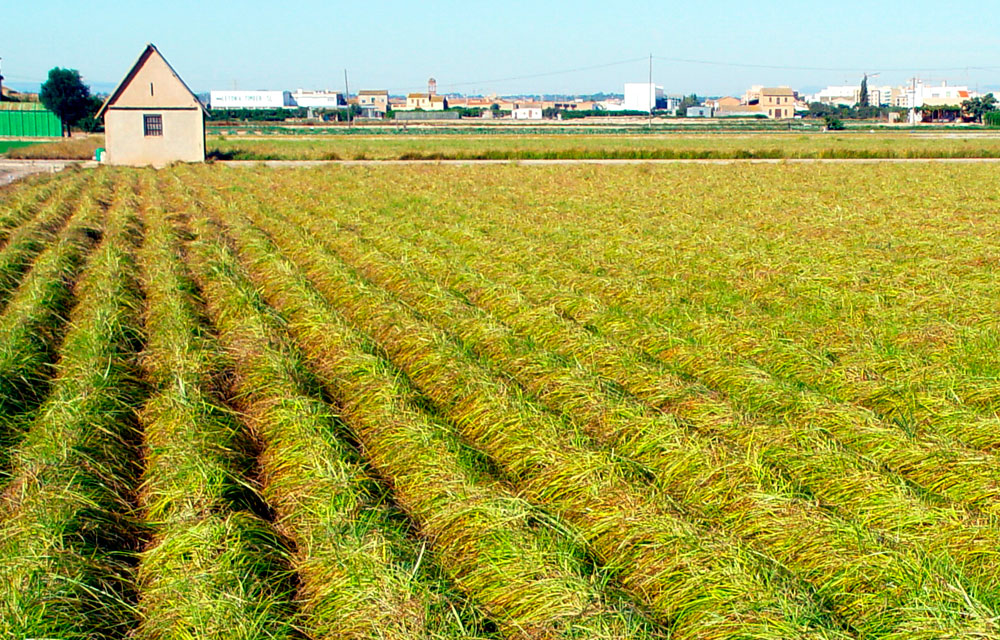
648, 53, 653, 129
344, 69, 352, 127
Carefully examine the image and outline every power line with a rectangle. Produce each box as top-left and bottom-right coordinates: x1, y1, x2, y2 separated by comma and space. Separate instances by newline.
652, 55, 1000, 74
416, 56, 649, 93
395, 54, 999, 96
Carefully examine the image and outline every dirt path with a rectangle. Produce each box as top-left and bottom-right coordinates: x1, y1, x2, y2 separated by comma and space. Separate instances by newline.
0, 160, 97, 186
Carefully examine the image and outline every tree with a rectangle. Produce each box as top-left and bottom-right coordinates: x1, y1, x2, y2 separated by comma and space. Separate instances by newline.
823, 115, 846, 130
962, 93, 997, 123
675, 94, 700, 116
858, 75, 869, 107
39, 68, 94, 136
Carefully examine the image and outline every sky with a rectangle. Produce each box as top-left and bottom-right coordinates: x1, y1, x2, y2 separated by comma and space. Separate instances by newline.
4, 0, 1000, 97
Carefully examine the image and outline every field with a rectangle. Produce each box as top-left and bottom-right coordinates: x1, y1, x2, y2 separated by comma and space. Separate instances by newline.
9, 131, 1000, 162
0, 140, 42, 155
211, 131, 1000, 160
1, 161, 1000, 639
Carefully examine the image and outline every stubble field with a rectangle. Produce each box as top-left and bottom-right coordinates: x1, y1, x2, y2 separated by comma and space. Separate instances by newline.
1, 162, 999, 639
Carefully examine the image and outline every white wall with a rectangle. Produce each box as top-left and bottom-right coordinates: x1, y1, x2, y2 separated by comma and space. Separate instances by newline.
512, 108, 543, 120
624, 83, 663, 112
210, 90, 292, 109
291, 90, 345, 108
104, 108, 205, 167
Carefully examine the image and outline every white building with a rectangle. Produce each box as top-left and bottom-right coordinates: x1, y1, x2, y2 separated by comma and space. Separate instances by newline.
896, 81, 972, 123
806, 86, 858, 106
209, 90, 293, 109
290, 89, 346, 109
806, 85, 894, 107
624, 83, 664, 112
512, 107, 543, 120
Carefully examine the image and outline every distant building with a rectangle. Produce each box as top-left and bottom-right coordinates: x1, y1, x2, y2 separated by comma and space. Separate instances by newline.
512, 107, 543, 120
806, 85, 892, 107
716, 105, 765, 118
97, 43, 206, 167
624, 83, 664, 112
404, 93, 447, 110
743, 85, 763, 105
686, 106, 713, 118
210, 90, 293, 109
759, 87, 796, 118
291, 89, 345, 109
358, 90, 389, 116
707, 96, 741, 110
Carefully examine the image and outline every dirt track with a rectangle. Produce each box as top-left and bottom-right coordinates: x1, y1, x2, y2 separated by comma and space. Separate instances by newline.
0, 160, 96, 186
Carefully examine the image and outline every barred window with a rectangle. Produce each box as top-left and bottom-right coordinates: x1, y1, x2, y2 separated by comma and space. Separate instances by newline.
144, 114, 163, 137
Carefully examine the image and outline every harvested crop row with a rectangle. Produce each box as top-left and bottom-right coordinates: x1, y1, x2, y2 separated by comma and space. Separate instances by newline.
313, 174, 1000, 519
249, 171, 1000, 600
210, 181, 847, 640
646, 308, 1000, 453
0, 173, 87, 311
258, 198, 999, 638
242, 172, 934, 528
133, 174, 297, 640
0, 171, 108, 475
188, 184, 661, 640
0, 171, 145, 640
181, 203, 497, 640
324, 165, 1000, 444
455, 190, 1000, 454
438, 222, 1000, 516
395, 166, 1000, 453
0, 174, 60, 246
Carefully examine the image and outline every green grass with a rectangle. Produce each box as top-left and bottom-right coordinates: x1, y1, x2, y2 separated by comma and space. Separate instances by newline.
207, 131, 1000, 161
0, 140, 42, 155
0, 173, 86, 310
0, 172, 107, 474
0, 171, 145, 640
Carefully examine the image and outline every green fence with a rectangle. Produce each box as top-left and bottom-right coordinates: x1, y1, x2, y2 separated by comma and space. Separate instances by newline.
0, 104, 62, 137
986, 111, 1000, 128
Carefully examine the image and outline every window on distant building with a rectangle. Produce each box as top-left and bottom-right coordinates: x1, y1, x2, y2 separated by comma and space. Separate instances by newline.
144, 114, 163, 137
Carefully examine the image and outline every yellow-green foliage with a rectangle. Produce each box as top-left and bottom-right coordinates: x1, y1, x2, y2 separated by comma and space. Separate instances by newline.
3, 161, 1000, 639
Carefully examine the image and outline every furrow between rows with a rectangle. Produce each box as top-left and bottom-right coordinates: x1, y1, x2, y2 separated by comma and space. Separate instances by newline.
254, 193, 998, 637
211, 173, 850, 640
0, 170, 146, 640
0, 171, 109, 478
295, 172, 1000, 519
133, 172, 298, 640
192, 179, 663, 639
184, 199, 500, 640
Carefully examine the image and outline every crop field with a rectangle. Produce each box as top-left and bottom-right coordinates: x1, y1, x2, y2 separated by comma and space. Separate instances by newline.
1, 161, 999, 639
10, 131, 1000, 162
207, 132, 1000, 161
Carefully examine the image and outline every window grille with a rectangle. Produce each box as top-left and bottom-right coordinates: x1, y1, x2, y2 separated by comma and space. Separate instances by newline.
144, 114, 163, 137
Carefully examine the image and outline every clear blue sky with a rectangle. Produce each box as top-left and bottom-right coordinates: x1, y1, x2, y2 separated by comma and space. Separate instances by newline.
4, 0, 999, 96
